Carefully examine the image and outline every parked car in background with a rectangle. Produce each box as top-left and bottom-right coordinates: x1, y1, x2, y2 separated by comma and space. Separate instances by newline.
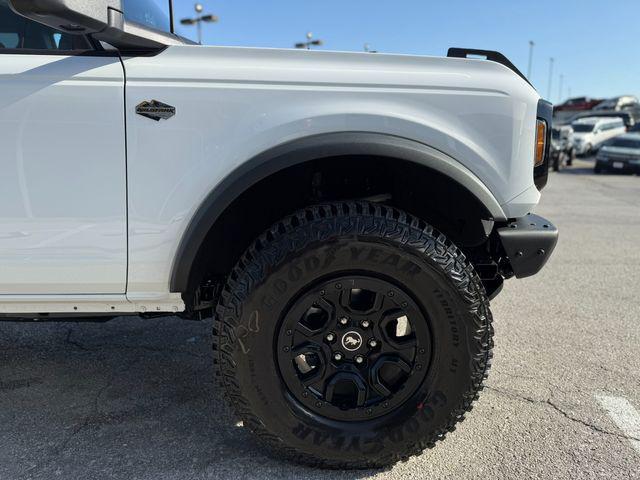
555, 96, 603, 112
593, 95, 639, 112
571, 117, 627, 156
550, 125, 575, 171
594, 133, 640, 174
570, 110, 636, 130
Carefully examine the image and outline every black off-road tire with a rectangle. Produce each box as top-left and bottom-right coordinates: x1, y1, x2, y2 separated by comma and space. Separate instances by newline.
213, 202, 494, 469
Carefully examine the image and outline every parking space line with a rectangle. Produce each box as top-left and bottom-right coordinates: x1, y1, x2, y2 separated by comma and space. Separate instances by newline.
596, 395, 640, 455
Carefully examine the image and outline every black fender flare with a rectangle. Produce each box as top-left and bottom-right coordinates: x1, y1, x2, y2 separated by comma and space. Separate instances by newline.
169, 132, 506, 292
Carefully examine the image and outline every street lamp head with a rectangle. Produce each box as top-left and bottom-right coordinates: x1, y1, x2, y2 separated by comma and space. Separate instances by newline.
295, 33, 323, 49
201, 14, 218, 23
195, 3, 204, 13
180, 18, 196, 25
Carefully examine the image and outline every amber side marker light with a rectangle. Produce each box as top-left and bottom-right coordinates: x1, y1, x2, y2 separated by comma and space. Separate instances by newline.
534, 119, 547, 167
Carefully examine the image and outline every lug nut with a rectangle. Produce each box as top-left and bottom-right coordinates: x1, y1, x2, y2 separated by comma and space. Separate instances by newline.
333, 352, 343, 361
368, 339, 378, 348
339, 316, 349, 325
325, 332, 335, 342
361, 320, 371, 328
355, 355, 365, 364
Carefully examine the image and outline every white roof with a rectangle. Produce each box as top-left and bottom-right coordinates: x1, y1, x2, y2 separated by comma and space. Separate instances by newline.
572, 116, 623, 125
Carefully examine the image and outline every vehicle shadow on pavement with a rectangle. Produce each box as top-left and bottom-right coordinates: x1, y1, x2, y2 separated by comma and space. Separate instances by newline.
0, 317, 382, 480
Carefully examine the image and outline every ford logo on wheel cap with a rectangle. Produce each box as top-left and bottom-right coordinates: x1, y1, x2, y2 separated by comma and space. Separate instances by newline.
341, 331, 363, 351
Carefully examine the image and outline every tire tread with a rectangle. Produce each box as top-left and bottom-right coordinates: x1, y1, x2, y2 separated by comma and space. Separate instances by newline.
212, 201, 494, 469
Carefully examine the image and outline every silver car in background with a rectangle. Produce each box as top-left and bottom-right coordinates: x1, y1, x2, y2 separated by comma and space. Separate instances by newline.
571, 117, 627, 156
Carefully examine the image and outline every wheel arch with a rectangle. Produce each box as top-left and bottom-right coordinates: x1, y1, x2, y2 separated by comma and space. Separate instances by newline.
169, 131, 506, 293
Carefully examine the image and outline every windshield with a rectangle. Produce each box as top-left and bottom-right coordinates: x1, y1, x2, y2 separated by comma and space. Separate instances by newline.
572, 124, 595, 133
122, 0, 171, 32
604, 138, 640, 149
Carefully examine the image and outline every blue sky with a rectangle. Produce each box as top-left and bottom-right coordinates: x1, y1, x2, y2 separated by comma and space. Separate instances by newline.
172, 0, 640, 103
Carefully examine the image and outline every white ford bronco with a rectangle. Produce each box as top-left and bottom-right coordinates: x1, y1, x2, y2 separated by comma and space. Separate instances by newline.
1, 0, 558, 469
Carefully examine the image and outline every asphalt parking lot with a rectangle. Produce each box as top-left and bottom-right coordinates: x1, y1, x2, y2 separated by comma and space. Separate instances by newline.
1, 158, 639, 480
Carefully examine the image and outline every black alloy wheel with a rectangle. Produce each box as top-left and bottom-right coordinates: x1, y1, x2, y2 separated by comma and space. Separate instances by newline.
277, 276, 431, 422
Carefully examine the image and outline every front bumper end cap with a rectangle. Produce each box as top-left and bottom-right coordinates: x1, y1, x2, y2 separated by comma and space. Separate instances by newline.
497, 214, 559, 279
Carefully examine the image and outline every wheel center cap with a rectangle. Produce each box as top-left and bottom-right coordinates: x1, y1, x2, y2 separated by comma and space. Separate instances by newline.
341, 331, 363, 351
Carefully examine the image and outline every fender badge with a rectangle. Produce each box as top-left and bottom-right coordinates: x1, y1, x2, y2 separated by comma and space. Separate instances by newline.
136, 100, 176, 121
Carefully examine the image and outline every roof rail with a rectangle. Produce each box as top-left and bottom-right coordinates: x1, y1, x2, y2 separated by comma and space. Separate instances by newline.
447, 48, 533, 88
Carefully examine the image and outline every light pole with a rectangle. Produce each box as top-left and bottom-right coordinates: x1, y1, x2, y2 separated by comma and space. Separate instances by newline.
295, 32, 323, 50
180, 3, 218, 45
527, 40, 535, 80
547, 57, 554, 100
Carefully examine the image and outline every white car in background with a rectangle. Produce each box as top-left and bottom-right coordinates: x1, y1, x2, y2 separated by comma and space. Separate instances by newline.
571, 117, 627, 156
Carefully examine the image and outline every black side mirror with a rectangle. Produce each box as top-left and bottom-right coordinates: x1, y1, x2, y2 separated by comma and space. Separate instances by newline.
8, 0, 122, 35
8, 0, 167, 50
